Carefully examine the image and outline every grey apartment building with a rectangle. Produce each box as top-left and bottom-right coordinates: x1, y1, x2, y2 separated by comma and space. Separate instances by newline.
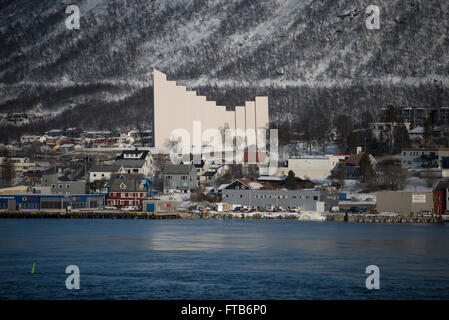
380, 106, 449, 128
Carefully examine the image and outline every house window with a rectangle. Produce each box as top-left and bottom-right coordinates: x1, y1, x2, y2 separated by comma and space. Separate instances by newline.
59, 184, 63, 189
66, 185, 70, 189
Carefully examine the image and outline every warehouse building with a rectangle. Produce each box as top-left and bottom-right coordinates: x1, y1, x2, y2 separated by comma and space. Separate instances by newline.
0, 194, 105, 211
376, 191, 433, 216
221, 189, 338, 212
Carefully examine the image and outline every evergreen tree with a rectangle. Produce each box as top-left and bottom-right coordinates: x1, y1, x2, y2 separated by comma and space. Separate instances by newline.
285, 170, 298, 190
393, 124, 411, 153
359, 153, 376, 182
334, 115, 353, 153
331, 162, 346, 187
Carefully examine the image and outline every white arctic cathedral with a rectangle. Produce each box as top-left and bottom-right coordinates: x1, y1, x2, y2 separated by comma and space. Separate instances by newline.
153, 69, 269, 148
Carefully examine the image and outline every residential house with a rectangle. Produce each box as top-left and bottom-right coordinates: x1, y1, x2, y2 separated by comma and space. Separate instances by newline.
199, 164, 230, 186
194, 160, 210, 177
89, 165, 120, 182
115, 148, 153, 176
432, 180, 449, 215
200, 170, 220, 186
408, 126, 424, 142
278, 154, 349, 180
369, 122, 411, 142
106, 173, 147, 208
343, 153, 377, 179
162, 164, 197, 193
40, 173, 86, 195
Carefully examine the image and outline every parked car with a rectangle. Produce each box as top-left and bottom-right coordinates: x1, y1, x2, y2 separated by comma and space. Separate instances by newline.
104, 205, 117, 210
419, 210, 432, 216
121, 206, 139, 212
348, 207, 367, 214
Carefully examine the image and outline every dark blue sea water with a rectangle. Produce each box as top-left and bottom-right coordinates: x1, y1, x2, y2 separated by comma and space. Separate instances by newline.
0, 219, 448, 299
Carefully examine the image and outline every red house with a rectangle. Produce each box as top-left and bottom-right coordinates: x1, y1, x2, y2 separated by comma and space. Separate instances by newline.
107, 173, 147, 208
432, 180, 449, 215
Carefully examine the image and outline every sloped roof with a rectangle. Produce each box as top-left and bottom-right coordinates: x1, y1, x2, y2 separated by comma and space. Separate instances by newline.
433, 179, 449, 192
163, 164, 194, 174
90, 165, 120, 173
202, 170, 218, 177
115, 149, 150, 160
115, 159, 146, 168
344, 154, 363, 166
409, 126, 424, 134
108, 173, 145, 192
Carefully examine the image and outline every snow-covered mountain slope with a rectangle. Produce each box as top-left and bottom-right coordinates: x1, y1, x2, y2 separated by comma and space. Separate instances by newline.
0, 0, 448, 129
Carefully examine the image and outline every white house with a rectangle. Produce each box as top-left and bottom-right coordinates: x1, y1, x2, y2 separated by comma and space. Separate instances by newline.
278, 155, 349, 180
89, 165, 120, 182
115, 149, 153, 176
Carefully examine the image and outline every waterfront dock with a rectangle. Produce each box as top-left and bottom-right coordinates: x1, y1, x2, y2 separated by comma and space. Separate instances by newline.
0, 211, 180, 219
1, 210, 448, 223
326, 213, 449, 224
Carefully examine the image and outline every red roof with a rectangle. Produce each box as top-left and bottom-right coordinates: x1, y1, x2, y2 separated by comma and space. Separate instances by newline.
238, 178, 254, 186
344, 154, 363, 166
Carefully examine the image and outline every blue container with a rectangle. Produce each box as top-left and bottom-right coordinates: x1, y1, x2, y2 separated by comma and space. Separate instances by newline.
338, 193, 347, 201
